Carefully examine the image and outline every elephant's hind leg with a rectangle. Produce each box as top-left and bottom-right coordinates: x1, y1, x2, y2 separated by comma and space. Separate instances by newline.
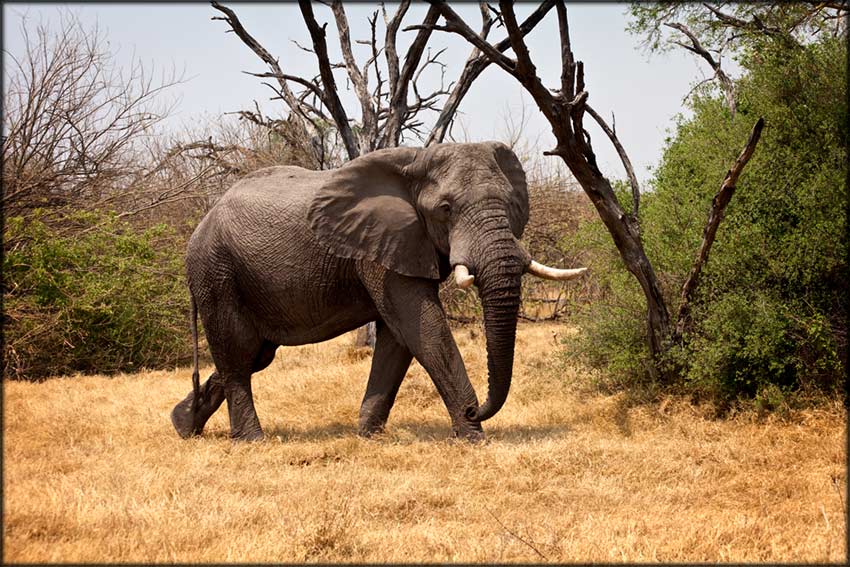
218, 340, 277, 442
222, 372, 263, 442
359, 320, 413, 436
171, 338, 270, 441
171, 372, 226, 438
200, 307, 269, 442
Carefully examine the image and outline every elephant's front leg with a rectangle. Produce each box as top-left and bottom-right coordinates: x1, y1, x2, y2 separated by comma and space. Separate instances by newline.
359, 320, 413, 436
358, 263, 484, 441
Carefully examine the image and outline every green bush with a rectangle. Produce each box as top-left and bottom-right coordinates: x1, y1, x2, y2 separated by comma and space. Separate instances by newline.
566, 35, 847, 405
3, 211, 191, 379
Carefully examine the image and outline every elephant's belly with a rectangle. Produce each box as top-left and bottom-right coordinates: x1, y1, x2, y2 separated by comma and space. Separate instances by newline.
239, 259, 380, 347
268, 304, 378, 346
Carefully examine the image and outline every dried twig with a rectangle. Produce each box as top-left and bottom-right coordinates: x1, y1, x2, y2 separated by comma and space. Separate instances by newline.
484, 506, 548, 560
585, 105, 641, 221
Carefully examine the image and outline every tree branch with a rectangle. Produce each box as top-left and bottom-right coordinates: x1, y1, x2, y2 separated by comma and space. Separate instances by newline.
664, 21, 736, 117
405, 7, 518, 76
382, 0, 410, 107
331, 0, 378, 153
243, 71, 324, 99
425, 0, 556, 145
585, 105, 641, 221
298, 0, 359, 159
210, 2, 317, 151
675, 117, 765, 337
380, 5, 440, 148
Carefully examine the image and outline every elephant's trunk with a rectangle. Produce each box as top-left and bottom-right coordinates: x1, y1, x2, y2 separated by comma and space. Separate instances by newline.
468, 238, 525, 422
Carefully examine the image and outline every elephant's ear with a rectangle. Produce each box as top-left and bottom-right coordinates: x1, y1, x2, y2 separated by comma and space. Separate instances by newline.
491, 142, 530, 238
308, 147, 440, 279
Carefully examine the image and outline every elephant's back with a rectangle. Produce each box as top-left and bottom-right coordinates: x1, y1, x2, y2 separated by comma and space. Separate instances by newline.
219, 165, 325, 214
187, 165, 328, 285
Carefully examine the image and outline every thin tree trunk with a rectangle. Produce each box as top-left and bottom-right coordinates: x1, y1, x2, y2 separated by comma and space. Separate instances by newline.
675, 117, 765, 337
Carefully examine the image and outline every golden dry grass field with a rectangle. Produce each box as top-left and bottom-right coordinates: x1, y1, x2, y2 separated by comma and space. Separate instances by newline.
3, 322, 846, 562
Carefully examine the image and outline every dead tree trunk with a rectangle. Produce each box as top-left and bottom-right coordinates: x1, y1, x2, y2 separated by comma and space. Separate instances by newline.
675, 117, 764, 337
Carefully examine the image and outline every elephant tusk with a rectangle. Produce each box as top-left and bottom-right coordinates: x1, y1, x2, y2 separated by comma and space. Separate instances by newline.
527, 260, 588, 281
454, 264, 475, 289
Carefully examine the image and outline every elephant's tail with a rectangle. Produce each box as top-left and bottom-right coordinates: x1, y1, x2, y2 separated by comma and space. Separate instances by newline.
190, 292, 200, 415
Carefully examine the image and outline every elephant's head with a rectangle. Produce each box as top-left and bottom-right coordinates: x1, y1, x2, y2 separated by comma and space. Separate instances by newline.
308, 142, 585, 421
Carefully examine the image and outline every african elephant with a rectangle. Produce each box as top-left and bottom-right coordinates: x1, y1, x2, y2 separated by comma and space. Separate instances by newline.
170, 142, 585, 442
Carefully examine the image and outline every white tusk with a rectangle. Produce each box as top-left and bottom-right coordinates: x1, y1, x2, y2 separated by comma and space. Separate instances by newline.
527, 260, 588, 281
454, 264, 475, 289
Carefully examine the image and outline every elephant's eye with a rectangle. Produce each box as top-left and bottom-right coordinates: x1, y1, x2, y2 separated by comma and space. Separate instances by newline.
437, 201, 452, 219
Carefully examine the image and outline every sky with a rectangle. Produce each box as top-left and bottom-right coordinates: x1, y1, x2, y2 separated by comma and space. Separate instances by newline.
2, 2, 736, 185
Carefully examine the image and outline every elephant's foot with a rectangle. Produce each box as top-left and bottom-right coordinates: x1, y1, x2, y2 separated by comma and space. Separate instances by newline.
230, 426, 264, 442
171, 397, 202, 439
171, 379, 227, 439
224, 377, 264, 442
358, 405, 390, 438
451, 420, 485, 443
357, 419, 387, 438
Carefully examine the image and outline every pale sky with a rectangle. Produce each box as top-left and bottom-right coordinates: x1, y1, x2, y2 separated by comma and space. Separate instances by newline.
3, 2, 733, 185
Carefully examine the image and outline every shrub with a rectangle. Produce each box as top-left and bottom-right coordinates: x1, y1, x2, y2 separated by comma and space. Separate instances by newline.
3, 211, 191, 379
566, 35, 847, 405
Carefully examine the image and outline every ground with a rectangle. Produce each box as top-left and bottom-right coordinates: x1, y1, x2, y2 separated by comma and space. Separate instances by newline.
3, 322, 846, 562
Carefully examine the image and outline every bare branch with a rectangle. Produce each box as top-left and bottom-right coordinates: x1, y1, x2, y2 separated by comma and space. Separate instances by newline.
426, 0, 556, 145
383, 0, 410, 104
210, 2, 321, 160
664, 21, 737, 117
331, 0, 378, 153
585, 105, 641, 220
485, 507, 548, 560
406, 8, 517, 76
498, 0, 536, 78
243, 70, 324, 99
380, 5, 441, 148
298, 0, 359, 159
675, 117, 765, 337
555, 0, 575, 99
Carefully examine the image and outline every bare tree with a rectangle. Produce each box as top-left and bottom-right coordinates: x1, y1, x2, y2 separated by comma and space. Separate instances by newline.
209, 1, 556, 159
1, 12, 182, 222
420, 1, 765, 377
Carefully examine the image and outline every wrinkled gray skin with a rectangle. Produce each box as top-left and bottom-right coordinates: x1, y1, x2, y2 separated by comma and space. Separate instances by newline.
171, 141, 531, 442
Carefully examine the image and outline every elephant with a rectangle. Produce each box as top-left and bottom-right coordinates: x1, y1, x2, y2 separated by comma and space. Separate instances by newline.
170, 141, 586, 442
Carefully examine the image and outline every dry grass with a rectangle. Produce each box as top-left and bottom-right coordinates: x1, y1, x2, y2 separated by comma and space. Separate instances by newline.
3, 322, 846, 562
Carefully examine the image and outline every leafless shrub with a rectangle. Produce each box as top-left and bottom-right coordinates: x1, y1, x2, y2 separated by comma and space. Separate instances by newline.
1, 11, 182, 226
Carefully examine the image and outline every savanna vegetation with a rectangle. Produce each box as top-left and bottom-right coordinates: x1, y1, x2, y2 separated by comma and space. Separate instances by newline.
5, 3, 844, 411
2, 2, 846, 563
4, 323, 845, 562
566, 3, 848, 410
